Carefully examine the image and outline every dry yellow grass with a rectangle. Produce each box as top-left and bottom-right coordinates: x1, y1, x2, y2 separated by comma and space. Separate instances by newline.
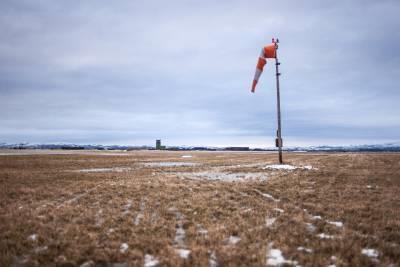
0, 150, 399, 266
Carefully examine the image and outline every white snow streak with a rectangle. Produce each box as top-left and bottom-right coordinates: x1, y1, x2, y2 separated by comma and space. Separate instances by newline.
273, 208, 284, 213
266, 217, 277, 227
209, 251, 218, 267
297, 246, 313, 253
327, 221, 343, 227
266, 246, 297, 266
144, 162, 197, 167
120, 243, 129, 253
317, 233, 334, 239
176, 249, 191, 259
28, 234, 38, 241
311, 215, 322, 220
305, 223, 316, 232
361, 248, 379, 258
179, 171, 268, 182
253, 189, 280, 202
144, 254, 159, 267
263, 164, 314, 171
227, 236, 241, 245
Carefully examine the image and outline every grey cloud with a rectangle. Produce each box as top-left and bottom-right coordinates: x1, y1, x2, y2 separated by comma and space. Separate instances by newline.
0, 0, 399, 146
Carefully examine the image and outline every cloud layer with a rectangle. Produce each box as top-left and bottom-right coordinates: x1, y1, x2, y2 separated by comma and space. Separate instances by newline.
1, 0, 399, 146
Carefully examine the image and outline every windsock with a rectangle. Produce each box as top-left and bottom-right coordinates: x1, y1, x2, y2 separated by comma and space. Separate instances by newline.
251, 43, 276, 93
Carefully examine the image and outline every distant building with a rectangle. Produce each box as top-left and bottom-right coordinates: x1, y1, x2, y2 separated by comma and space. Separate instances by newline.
155, 139, 166, 150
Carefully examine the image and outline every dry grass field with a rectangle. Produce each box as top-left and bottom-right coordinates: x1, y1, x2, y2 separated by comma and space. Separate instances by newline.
0, 150, 399, 266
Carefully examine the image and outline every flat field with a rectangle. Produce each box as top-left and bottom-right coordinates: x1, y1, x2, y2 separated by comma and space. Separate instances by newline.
0, 150, 399, 266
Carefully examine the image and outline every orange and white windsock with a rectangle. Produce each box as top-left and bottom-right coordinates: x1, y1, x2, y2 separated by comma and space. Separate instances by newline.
251, 43, 276, 93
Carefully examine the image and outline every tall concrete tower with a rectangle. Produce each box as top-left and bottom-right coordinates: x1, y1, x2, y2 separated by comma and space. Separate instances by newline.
156, 139, 161, 150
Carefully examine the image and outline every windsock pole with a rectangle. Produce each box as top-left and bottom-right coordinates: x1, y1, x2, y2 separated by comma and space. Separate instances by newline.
274, 38, 283, 164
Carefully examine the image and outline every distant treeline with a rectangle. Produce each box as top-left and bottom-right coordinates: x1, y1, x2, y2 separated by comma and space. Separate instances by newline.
1, 143, 399, 152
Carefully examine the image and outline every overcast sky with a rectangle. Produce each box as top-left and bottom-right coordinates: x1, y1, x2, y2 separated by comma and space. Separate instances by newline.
1, 0, 399, 147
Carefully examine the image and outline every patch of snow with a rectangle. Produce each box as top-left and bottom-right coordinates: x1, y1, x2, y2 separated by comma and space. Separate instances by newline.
124, 200, 132, 210
327, 221, 343, 227
120, 243, 129, 253
273, 208, 284, 213
174, 226, 186, 247
227, 235, 241, 245
297, 246, 313, 253
253, 189, 280, 202
144, 254, 159, 267
80, 261, 95, 267
361, 248, 379, 258
179, 171, 268, 182
266, 247, 297, 266
317, 233, 334, 239
28, 234, 38, 241
263, 164, 315, 171
197, 227, 208, 235
266, 217, 277, 227
34, 246, 48, 253
366, 185, 373, 189
107, 228, 115, 234
302, 165, 314, 170
181, 155, 192, 158
306, 223, 316, 232
209, 251, 218, 267
311, 215, 322, 220
176, 249, 191, 259
143, 162, 197, 167
134, 213, 144, 226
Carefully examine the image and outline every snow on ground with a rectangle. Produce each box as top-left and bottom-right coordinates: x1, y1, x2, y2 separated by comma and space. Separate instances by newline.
253, 189, 280, 202
134, 213, 143, 225
311, 215, 322, 220
143, 162, 197, 167
28, 234, 38, 241
178, 171, 268, 182
197, 224, 208, 235
273, 208, 284, 213
297, 246, 313, 253
263, 164, 314, 170
171, 209, 191, 259
80, 261, 95, 267
327, 221, 344, 227
305, 223, 316, 232
181, 155, 192, 158
95, 209, 104, 227
209, 251, 218, 267
266, 217, 277, 227
134, 201, 145, 226
34, 246, 48, 254
266, 246, 297, 266
227, 235, 241, 245
174, 226, 186, 247
176, 249, 191, 259
317, 233, 335, 239
361, 248, 379, 258
144, 254, 159, 267
120, 243, 129, 253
